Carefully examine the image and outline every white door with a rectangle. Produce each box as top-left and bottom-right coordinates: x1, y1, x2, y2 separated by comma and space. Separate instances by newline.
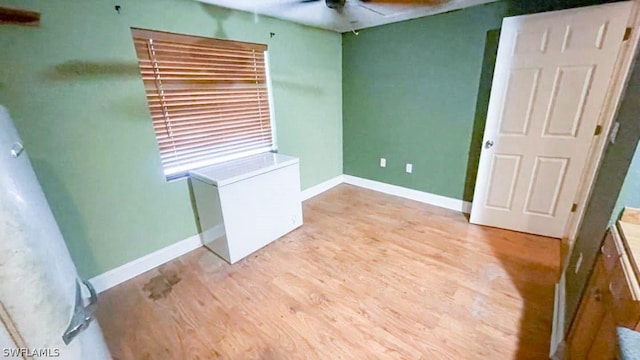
470, 2, 633, 238
0, 106, 111, 359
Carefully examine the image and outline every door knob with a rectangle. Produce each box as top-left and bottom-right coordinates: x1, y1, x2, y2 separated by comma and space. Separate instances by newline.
484, 140, 494, 149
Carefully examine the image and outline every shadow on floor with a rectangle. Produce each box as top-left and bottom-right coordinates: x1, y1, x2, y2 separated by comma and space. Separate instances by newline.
462, 28, 561, 359
480, 225, 560, 359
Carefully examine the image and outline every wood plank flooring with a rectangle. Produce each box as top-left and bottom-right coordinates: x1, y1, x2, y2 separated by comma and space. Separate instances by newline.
96, 184, 560, 359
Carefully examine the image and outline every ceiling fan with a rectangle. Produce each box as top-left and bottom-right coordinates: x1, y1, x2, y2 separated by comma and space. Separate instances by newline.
294, 0, 448, 11
249, 0, 452, 33
324, 0, 347, 10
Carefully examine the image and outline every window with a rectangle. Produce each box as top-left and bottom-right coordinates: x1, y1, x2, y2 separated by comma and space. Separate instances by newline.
131, 29, 275, 179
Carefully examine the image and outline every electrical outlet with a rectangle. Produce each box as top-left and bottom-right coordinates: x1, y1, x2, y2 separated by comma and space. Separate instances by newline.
406, 163, 413, 173
575, 252, 583, 274
380, 158, 386, 168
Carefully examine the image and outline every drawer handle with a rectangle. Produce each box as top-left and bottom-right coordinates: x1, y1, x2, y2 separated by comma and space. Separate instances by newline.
609, 282, 619, 301
601, 245, 617, 258
594, 288, 602, 302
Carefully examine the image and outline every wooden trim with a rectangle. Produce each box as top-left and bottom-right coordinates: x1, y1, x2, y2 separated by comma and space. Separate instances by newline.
0, 301, 28, 359
0, 6, 40, 26
621, 207, 640, 223
131, 28, 266, 52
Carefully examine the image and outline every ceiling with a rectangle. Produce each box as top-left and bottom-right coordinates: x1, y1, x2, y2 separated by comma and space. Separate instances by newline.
196, 0, 499, 33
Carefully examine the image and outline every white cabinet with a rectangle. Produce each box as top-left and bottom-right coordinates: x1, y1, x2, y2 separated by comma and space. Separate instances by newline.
190, 153, 303, 263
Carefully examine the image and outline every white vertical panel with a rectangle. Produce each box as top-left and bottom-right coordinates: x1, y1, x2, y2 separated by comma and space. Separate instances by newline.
499, 68, 541, 135
485, 154, 522, 210
0, 106, 110, 359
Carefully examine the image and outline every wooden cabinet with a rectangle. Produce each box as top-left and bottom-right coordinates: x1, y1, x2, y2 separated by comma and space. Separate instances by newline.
566, 220, 640, 360
567, 257, 611, 359
588, 312, 617, 359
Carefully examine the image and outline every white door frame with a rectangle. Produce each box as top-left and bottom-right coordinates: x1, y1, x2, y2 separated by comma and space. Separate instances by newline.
562, 0, 640, 264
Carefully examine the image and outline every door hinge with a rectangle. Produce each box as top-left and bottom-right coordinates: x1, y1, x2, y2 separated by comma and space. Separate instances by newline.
571, 203, 578, 213
594, 125, 602, 135
624, 27, 632, 41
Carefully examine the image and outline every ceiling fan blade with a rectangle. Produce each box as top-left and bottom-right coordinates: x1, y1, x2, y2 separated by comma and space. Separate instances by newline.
359, 0, 449, 4
259, 0, 321, 13
356, 0, 450, 17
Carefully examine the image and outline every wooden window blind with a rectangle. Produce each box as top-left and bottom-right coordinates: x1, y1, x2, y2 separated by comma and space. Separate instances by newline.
131, 28, 274, 179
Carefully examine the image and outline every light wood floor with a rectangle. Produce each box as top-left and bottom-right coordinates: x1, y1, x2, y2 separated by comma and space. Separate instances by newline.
97, 184, 560, 359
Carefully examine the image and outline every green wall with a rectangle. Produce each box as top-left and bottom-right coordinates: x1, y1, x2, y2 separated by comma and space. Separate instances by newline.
342, 2, 508, 202
612, 143, 640, 223
341, 0, 615, 202
0, 0, 342, 278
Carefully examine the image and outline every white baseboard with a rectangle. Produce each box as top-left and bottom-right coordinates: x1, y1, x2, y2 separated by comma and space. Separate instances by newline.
343, 175, 472, 213
301, 175, 344, 201
89, 234, 202, 293
90, 174, 472, 293
550, 273, 567, 359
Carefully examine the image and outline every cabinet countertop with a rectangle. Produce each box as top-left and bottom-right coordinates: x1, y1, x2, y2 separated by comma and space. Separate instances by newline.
618, 207, 640, 290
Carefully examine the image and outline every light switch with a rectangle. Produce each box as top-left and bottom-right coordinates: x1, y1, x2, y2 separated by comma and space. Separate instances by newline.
380, 158, 386, 168
406, 163, 413, 173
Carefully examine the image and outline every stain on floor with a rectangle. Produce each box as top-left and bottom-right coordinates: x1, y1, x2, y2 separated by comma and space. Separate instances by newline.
142, 270, 181, 300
